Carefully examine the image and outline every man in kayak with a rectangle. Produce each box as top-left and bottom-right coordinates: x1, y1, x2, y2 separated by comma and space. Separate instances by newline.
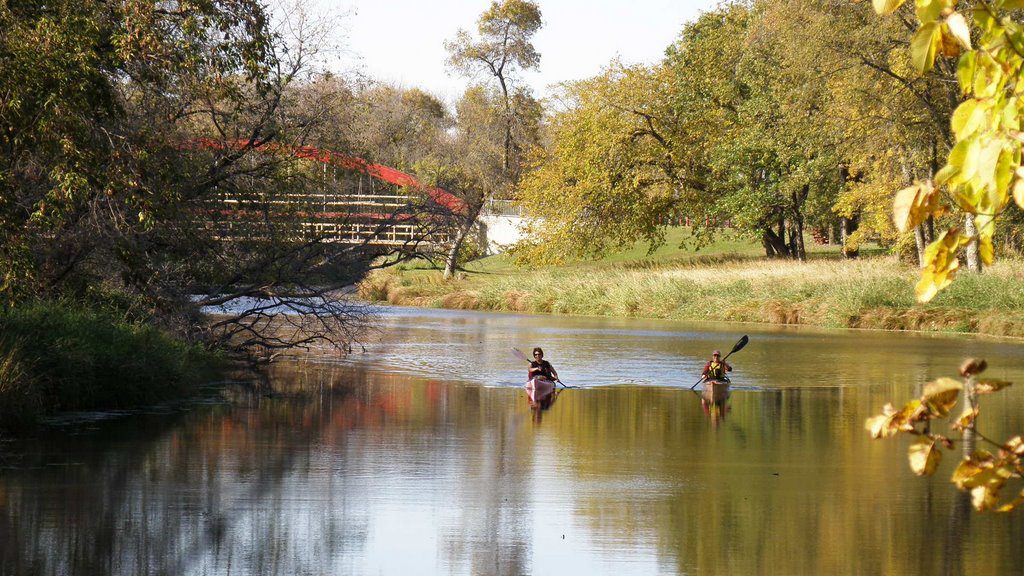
528, 347, 559, 383
701, 350, 732, 382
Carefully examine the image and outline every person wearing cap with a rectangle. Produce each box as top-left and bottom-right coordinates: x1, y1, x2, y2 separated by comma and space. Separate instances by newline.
701, 350, 732, 382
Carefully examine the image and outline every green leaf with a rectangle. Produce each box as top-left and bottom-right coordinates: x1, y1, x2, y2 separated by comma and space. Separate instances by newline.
951, 99, 985, 140
957, 51, 977, 97
911, 22, 943, 73
974, 53, 1001, 98
873, 0, 908, 14
909, 437, 942, 476
916, 0, 949, 23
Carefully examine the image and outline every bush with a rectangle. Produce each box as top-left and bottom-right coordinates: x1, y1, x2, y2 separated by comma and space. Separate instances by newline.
0, 300, 218, 429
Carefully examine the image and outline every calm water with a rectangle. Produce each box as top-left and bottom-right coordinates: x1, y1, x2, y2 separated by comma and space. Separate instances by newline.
2, 307, 1024, 575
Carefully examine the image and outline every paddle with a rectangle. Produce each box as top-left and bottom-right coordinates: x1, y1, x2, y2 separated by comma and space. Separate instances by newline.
689, 335, 749, 390
512, 347, 568, 387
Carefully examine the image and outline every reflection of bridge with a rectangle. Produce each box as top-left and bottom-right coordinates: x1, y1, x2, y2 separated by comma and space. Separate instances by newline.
205, 141, 466, 247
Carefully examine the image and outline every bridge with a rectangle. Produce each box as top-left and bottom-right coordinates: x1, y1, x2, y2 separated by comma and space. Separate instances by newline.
202, 140, 466, 247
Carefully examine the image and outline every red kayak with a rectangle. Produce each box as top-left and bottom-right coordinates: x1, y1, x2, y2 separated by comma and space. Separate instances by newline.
525, 377, 555, 402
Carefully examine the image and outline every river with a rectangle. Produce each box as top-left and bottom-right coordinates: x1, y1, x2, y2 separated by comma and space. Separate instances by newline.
2, 307, 1023, 575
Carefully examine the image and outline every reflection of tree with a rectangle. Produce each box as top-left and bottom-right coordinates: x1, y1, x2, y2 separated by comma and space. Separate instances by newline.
3, 361, 1023, 575
0, 362, 546, 575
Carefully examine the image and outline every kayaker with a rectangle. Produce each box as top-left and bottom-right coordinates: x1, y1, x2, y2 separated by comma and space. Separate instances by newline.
701, 350, 732, 382
528, 347, 559, 383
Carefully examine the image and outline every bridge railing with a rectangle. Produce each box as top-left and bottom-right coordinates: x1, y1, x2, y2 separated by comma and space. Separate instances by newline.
483, 199, 525, 217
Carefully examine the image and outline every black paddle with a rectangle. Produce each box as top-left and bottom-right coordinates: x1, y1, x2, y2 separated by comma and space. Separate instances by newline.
690, 335, 749, 389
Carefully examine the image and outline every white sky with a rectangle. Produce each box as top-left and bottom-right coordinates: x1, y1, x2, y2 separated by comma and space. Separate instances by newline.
315, 0, 717, 102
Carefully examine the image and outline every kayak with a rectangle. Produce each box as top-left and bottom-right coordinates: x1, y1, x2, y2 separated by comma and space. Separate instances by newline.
525, 377, 555, 403
525, 376, 556, 391
702, 379, 730, 403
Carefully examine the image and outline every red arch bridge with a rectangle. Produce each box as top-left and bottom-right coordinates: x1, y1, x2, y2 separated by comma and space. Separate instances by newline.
202, 140, 466, 248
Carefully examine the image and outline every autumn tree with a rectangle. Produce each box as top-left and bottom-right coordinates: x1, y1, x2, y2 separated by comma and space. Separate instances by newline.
445, 0, 543, 185
0, 0, 450, 354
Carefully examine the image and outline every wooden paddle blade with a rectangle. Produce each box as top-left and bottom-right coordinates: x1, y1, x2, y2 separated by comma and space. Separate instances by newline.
511, 347, 531, 363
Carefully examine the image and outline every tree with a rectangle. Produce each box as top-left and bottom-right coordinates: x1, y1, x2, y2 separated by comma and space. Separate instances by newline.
419, 85, 526, 279
345, 84, 452, 172
445, 0, 542, 184
516, 63, 691, 262
0, 0, 451, 357
517, 2, 848, 262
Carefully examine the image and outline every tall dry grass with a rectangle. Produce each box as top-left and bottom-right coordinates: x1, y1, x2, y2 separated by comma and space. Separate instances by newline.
360, 256, 1024, 337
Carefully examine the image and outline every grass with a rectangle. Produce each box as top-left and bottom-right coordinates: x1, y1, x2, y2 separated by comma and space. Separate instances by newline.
360, 228, 1024, 338
0, 301, 220, 430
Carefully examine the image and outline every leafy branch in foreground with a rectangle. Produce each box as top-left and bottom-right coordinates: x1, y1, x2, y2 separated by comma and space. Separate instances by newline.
874, 0, 1024, 301
866, 358, 1022, 511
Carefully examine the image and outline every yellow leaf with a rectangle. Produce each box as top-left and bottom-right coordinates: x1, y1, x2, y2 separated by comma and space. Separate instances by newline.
996, 489, 1024, 513
959, 358, 987, 376
952, 449, 994, 489
952, 408, 979, 431
892, 181, 938, 233
922, 377, 961, 417
957, 51, 976, 97
909, 437, 942, 476
1004, 436, 1024, 456
911, 22, 942, 73
873, 0, 908, 14
972, 484, 1000, 511
976, 379, 1012, 394
979, 232, 994, 266
945, 13, 972, 49
915, 0, 948, 22
865, 401, 916, 438
865, 414, 890, 439
1012, 179, 1024, 209
896, 398, 927, 425
951, 99, 987, 140
916, 230, 966, 302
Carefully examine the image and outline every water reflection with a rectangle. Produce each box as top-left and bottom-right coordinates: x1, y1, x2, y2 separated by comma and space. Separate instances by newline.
2, 309, 1024, 575
525, 380, 563, 424
699, 382, 731, 427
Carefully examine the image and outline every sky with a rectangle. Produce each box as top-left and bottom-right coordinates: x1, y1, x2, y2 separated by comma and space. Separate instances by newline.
313, 0, 718, 102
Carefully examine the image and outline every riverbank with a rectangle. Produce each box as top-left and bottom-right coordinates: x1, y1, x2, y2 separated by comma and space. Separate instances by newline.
358, 232, 1024, 338
0, 301, 219, 430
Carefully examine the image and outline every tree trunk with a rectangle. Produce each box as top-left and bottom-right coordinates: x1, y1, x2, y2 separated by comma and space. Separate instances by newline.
794, 217, 806, 261
964, 214, 982, 273
787, 222, 798, 259
914, 224, 927, 268
443, 220, 474, 280
840, 216, 859, 259
762, 232, 777, 258
762, 228, 789, 258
